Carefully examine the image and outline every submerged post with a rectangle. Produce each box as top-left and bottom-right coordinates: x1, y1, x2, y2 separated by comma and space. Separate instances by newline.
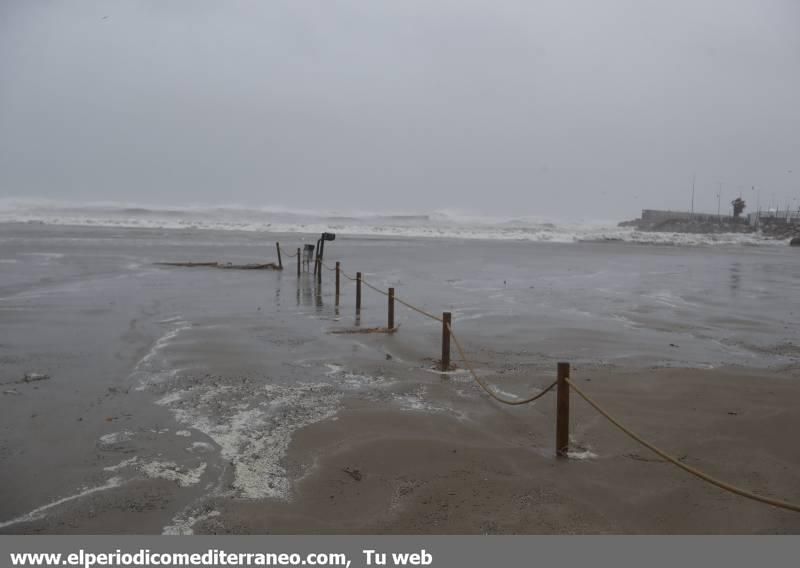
276, 243, 283, 270
556, 362, 571, 458
296, 248, 301, 277
335, 262, 341, 305
317, 257, 322, 286
356, 272, 362, 313
388, 287, 395, 329
441, 312, 451, 371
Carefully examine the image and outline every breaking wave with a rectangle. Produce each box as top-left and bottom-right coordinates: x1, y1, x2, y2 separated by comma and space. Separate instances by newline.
0, 198, 785, 247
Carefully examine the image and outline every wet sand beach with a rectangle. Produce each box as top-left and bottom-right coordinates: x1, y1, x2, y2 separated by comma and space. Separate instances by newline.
1, 223, 800, 534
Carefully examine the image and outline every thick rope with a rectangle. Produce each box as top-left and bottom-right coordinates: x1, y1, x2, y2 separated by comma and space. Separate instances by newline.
566, 378, 800, 513
362, 277, 443, 324
299, 256, 800, 512
394, 297, 443, 322
361, 278, 389, 297
448, 323, 557, 406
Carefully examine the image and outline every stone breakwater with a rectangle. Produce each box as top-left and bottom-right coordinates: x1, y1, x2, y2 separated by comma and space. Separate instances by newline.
618, 216, 800, 241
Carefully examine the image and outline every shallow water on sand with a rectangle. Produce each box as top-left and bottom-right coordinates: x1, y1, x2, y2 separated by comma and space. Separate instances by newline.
0, 223, 798, 532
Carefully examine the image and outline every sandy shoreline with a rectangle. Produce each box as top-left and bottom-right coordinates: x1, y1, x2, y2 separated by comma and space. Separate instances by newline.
4, 364, 800, 534
166, 365, 800, 535
1, 224, 800, 534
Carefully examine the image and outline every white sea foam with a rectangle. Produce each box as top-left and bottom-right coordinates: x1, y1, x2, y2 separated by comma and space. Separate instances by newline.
102, 455, 206, 486
0, 477, 125, 529
157, 381, 342, 500
132, 320, 191, 389
98, 431, 134, 445
0, 200, 785, 247
567, 450, 598, 460
187, 441, 216, 454
163, 509, 220, 536
139, 460, 207, 487
103, 456, 139, 472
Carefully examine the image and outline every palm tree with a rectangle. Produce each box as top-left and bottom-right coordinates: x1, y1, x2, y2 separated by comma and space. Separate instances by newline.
732, 197, 746, 218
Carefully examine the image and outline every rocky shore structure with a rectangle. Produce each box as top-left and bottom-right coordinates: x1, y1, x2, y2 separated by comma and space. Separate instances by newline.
619, 209, 800, 243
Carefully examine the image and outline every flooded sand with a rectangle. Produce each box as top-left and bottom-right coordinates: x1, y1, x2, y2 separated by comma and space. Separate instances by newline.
1, 223, 799, 534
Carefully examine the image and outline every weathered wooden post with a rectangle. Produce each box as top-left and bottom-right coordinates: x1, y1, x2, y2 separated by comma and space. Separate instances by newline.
388, 287, 395, 329
556, 362, 571, 457
335, 262, 341, 306
316, 257, 322, 286
296, 248, 301, 277
356, 272, 362, 314
441, 312, 451, 370
276, 243, 283, 270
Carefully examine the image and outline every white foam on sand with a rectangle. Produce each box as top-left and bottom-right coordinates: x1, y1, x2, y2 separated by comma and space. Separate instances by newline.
567, 449, 598, 460
131, 320, 191, 390
98, 431, 134, 446
137, 322, 190, 369
103, 456, 139, 472
0, 477, 125, 529
102, 456, 206, 486
156, 381, 342, 500
325, 364, 392, 388
162, 509, 220, 535
139, 460, 207, 487
187, 441, 215, 454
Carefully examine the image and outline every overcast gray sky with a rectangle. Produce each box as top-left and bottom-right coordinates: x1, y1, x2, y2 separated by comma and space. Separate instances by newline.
1, 0, 798, 220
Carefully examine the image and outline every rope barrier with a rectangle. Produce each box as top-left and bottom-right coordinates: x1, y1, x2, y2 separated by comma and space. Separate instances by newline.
321, 258, 552, 405
361, 278, 389, 297
447, 322, 557, 406
565, 377, 800, 513
294, 250, 800, 513
394, 297, 443, 323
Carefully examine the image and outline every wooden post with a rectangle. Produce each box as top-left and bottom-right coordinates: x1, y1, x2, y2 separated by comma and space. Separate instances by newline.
388, 287, 395, 329
335, 262, 341, 306
556, 362, 570, 458
276, 243, 283, 269
441, 312, 451, 371
356, 272, 362, 313
296, 248, 301, 277
316, 258, 322, 286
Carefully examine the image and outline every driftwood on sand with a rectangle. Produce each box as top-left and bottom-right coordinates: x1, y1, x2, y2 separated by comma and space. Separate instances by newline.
329, 327, 398, 335
155, 262, 281, 270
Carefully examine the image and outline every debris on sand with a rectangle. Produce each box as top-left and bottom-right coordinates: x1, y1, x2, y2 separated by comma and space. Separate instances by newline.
24, 372, 50, 382
154, 262, 281, 270
342, 467, 363, 481
1, 372, 51, 386
329, 327, 398, 335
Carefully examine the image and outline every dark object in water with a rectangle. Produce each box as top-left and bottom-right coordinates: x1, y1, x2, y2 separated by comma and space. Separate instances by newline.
23, 372, 50, 382
154, 261, 280, 270
155, 262, 219, 267
342, 467, 362, 481
218, 262, 280, 270
313, 232, 336, 275
790, 237, 800, 246
329, 327, 398, 335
